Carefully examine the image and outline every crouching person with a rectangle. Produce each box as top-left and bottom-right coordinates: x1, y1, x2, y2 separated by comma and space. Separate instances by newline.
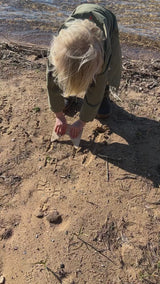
47, 3, 122, 139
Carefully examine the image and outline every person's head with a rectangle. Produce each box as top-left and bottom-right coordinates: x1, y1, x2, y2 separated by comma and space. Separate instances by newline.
49, 19, 104, 96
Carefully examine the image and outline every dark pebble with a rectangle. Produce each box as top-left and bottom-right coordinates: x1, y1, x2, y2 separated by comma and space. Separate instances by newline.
2, 228, 13, 240
34, 209, 44, 218
47, 211, 62, 224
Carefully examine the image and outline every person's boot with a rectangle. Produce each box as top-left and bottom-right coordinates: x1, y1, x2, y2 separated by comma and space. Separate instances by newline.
96, 86, 111, 119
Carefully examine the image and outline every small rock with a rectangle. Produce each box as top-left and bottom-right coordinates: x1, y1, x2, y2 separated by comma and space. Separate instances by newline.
14, 246, 18, 250
2, 228, 13, 240
42, 204, 48, 211
34, 208, 44, 218
47, 210, 62, 224
0, 276, 5, 284
101, 264, 105, 267
96, 126, 108, 133
60, 263, 65, 269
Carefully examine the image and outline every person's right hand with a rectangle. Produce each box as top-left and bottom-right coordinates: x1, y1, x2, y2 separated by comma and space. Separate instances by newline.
54, 112, 67, 136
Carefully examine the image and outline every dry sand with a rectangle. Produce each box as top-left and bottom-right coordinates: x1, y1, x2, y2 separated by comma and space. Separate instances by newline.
0, 42, 160, 284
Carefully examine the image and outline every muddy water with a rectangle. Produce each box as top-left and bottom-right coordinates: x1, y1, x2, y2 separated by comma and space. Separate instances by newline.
0, 0, 159, 48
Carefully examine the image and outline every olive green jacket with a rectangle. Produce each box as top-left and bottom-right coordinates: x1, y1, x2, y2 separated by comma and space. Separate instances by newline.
47, 4, 122, 122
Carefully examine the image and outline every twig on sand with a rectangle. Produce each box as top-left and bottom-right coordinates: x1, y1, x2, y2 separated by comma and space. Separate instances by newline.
34, 260, 62, 283
147, 200, 160, 205
115, 176, 137, 181
86, 200, 99, 207
73, 233, 116, 265
46, 266, 62, 283
106, 161, 110, 182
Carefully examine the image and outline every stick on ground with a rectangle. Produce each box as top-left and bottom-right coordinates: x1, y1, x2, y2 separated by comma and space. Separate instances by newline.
73, 233, 116, 265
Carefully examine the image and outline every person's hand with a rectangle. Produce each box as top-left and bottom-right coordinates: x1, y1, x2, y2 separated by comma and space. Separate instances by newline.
54, 112, 67, 136
69, 119, 86, 139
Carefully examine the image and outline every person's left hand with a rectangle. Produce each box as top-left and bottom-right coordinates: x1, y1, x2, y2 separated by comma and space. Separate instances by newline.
69, 119, 86, 139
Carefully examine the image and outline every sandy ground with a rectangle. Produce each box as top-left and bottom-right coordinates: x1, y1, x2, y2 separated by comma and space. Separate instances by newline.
0, 42, 160, 284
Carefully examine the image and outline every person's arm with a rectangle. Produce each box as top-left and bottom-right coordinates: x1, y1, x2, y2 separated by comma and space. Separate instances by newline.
69, 73, 107, 138
46, 59, 67, 135
46, 59, 65, 113
79, 72, 107, 122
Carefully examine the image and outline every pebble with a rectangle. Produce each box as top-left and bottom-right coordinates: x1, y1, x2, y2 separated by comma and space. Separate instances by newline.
47, 210, 62, 224
60, 263, 65, 269
34, 208, 44, 218
14, 246, 18, 250
2, 228, 13, 240
0, 276, 5, 284
101, 264, 105, 267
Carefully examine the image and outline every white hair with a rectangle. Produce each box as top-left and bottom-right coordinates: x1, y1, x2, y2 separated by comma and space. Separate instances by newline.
49, 19, 104, 96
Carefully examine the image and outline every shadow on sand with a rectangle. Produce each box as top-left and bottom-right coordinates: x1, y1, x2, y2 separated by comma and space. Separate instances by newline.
60, 100, 160, 187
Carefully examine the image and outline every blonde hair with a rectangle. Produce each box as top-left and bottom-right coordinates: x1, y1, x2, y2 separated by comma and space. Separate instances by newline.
49, 19, 104, 96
